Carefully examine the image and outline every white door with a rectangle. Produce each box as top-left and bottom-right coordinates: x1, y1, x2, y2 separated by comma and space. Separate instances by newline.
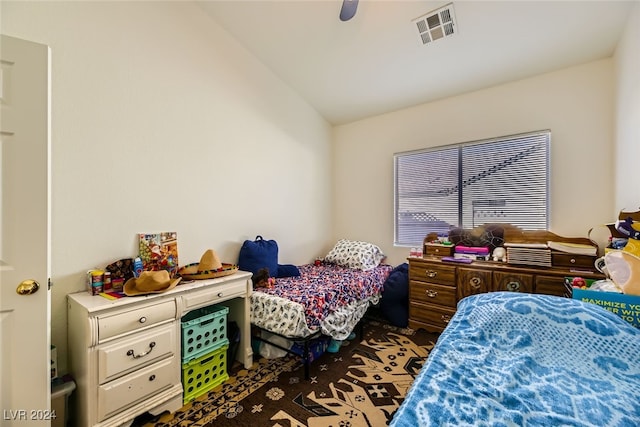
0, 34, 51, 425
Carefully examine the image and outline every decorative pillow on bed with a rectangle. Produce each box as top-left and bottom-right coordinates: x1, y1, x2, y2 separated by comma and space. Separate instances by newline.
324, 239, 385, 270
277, 264, 300, 278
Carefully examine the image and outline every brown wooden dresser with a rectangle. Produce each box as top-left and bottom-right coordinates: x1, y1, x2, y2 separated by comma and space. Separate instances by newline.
408, 256, 604, 333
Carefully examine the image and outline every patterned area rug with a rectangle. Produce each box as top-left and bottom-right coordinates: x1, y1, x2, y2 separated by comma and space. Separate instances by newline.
140, 320, 439, 427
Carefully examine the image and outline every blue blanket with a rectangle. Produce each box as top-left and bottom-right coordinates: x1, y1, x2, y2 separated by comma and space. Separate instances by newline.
391, 292, 640, 426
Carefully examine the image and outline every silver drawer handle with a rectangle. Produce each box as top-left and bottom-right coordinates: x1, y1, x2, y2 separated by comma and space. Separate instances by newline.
426, 289, 438, 298
441, 315, 451, 324
127, 341, 156, 359
570, 258, 576, 264
426, 270, 437, 278
217, 292, 224, 298
139, 317, 147, 324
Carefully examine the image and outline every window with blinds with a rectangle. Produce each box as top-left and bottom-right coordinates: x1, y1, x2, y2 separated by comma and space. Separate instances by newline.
394, 130, 550, 246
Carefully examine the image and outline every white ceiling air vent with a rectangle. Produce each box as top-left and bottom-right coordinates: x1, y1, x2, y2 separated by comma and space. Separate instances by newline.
412, 3, 457, 45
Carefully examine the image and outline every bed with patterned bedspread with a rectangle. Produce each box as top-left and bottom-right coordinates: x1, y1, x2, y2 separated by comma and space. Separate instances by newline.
250, 263, 393, 340
391, 292, 640, 427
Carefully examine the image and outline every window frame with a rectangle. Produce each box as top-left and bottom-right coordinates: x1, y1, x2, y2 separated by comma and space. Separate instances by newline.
393, 130, 551, 247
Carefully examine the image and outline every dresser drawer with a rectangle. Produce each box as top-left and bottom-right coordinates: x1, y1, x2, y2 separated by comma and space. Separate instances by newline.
409, 302, 455, 332
535, 275, 570, 297
182, 280, 246, 310
492, 271, 534, 293
457, 267, 492, 299
97, 356, 178, 422
424, 244, 454, 257
98, 300, 176, 342
97, 323, 177, 384
409, 281, 457, 308
551, 253, 597, 270
409, 262, 456, 286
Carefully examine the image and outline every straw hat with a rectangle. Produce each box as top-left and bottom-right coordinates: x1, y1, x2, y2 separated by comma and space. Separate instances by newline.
123, 270, 181, 296
198, 249, 223, 271
178, 249, 239, 280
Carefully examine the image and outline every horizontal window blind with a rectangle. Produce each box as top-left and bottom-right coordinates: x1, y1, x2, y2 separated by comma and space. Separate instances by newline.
394, 131, 550, 246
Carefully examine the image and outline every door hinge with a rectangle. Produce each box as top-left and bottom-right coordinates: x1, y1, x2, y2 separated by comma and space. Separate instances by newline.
48, 278, 51, 290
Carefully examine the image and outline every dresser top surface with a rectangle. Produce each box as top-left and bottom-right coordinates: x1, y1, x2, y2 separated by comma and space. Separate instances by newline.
68, 270, 252, 312
408, 256, 603, 277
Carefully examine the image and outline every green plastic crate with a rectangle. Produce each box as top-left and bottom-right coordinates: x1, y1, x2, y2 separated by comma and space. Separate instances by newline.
182, 345, 229, 404
181, 305, 229, 363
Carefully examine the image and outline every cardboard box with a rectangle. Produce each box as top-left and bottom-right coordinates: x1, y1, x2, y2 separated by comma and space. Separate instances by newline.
50, 345, 58, 380
572, 287, 640, 328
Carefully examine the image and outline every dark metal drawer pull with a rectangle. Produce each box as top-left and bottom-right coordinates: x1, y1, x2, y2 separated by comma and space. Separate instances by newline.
127, 341, 156, 359
506, 281, 522, 292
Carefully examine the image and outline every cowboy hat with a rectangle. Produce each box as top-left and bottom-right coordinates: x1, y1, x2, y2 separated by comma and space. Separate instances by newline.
124, 270, 181, 296
178, 249, 239, 280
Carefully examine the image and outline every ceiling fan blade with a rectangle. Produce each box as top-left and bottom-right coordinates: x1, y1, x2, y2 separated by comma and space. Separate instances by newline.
339, 0, 359, 22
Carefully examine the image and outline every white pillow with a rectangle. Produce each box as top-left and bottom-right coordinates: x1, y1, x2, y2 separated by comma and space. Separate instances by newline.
324, 239, 385, 271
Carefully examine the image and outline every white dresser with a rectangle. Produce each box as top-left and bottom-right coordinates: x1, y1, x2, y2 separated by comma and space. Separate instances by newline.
67, 271, 253, 427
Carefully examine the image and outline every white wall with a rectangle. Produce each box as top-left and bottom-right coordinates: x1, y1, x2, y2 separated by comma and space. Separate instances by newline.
614, 2, 640, 211
4, 0, 635, 378
333, 59, 616, 266
2, 1, 333, 373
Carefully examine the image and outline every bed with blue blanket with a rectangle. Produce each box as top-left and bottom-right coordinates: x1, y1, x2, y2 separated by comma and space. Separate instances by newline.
390, 292, 640, 426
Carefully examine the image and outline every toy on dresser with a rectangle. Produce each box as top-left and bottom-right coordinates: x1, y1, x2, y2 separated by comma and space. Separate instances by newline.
492, 247, 507, 262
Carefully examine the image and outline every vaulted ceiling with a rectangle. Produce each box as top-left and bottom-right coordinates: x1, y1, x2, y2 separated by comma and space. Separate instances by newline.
197, 1, 636, 125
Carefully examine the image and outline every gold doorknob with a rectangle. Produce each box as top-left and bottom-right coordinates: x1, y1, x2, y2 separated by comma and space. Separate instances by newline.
16, 280, 40, 295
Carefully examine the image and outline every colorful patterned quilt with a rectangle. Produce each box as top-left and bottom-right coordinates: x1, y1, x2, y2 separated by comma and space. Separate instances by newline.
391, 292, 640, 427
250, 263, 392, 340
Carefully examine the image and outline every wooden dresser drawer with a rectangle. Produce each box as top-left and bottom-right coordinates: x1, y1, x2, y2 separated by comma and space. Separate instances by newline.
424, 244, 454, 257
97, 323, 176, 384
409, 281, 457, 308
492, 271, 534, 293
409, 302, 455, 332
97, 355, 178, 422
457, 267, 491, 299
409, 261, 456, 286
98, 300, 176, 342
551, 253, 597, 270
535, 275, 570, 297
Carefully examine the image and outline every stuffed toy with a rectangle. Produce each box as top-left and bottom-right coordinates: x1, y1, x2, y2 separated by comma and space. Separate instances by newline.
252, 268, 276, 289
492, 247, 507, 262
